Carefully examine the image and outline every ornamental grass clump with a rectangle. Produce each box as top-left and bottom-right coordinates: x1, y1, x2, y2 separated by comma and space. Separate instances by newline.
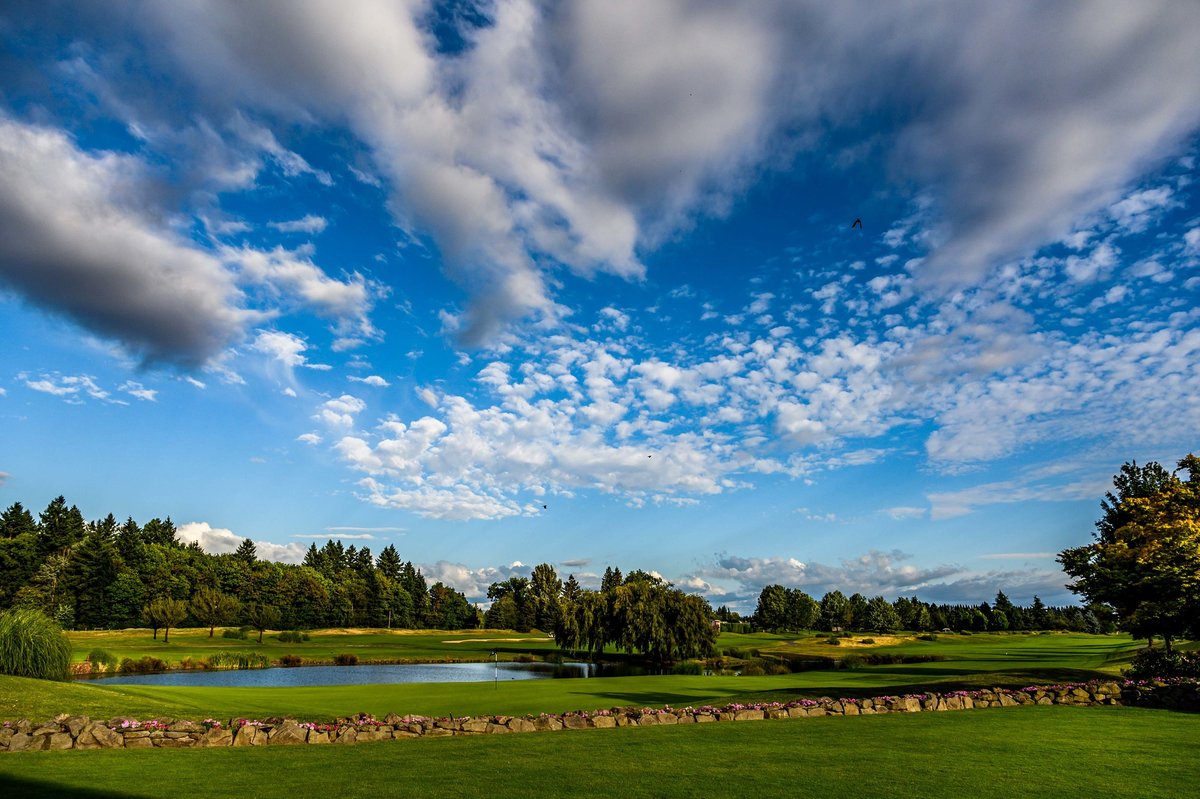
206, 651, 270, 670
0, 608, 72, 681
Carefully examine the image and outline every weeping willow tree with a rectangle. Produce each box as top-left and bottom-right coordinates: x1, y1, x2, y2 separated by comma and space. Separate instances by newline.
0, 607, 72, 681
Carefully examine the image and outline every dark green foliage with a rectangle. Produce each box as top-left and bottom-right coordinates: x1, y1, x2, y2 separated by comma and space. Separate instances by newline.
1124, 647, 1200, 680
0, 502, 37, 538
118, 655, 168, 674
279, 654, 302, 667
375, 544, 402, 581
86, 648, 115, 666
864, 596, 901, 633
1060, 454, 1200, 650
277, 630, 311, 643
429, 582, 476, 629
0, 608, 72, 680
819, 590, 851, 631
140, 517, 178, 547
144, 597, 188, 642
247, 603, 282, 643
530, 563, 562, 631
234, 538, 258, 566
36, 496, 86, 557
1096, 460, 1173, 541
333, 652, 358, 665
190, 587, 240, 637
222, 627, 248, 639
553, 577, 716, 665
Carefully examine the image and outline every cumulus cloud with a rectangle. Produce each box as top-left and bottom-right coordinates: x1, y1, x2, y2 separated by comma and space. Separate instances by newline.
13, 2, 1200, 351
0, 117, 256, 367
177, 521, 307, 563
419, 559, 531, 602
348, 375, 390, 387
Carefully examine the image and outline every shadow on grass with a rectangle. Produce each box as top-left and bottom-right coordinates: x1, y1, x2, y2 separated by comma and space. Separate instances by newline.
0, 775, 139, 798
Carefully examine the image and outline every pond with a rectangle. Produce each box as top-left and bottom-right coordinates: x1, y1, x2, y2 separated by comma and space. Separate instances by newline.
81, 661, 622, 688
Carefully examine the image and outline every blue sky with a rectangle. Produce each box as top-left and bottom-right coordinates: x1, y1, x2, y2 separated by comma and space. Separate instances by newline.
1, 1, 1198, 611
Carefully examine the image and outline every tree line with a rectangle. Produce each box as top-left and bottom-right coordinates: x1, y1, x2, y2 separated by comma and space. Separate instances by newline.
746, 585, 1102, 635
0, 497, 476, 633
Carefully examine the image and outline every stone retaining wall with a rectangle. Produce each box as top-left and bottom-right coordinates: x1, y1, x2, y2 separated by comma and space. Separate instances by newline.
2, 679, 1195, 753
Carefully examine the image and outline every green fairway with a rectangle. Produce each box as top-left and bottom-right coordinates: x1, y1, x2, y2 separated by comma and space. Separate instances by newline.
1, 706, 1196, 798
1, 631, 1154, 723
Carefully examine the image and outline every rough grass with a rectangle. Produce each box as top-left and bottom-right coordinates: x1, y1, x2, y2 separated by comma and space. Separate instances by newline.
0, 706, 1196, 799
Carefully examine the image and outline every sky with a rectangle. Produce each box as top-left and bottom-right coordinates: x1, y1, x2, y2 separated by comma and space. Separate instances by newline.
1, 1, 1198, 612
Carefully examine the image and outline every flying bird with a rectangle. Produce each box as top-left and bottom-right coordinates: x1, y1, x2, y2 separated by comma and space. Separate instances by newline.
851, 218, 863, 230
543, 505, 548, 510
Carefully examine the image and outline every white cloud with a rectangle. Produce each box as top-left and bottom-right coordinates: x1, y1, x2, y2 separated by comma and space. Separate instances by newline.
296, 432, 322, 445
228, 245, 378, 338
268, 214, 328, 234
349, 375, 390, 387
177, 521, 307, 563
316, 394, 366, 428
23, 372, 122, 404
119, 381, 158, 401
251, 329, 310, 368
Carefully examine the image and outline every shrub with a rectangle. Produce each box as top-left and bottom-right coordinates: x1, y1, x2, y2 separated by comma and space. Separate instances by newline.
671, 660, 702, 675
739, 662, 766, 676
333, 653, 358, 666
118, 656, 168, 674
766, 662, 792, 676
279, 654, 302, 667
859, 638, 876, 645
0, 608, 72, 681
222, 628, 248, 640
1124, 648, 1200, 680
917, 633, 939, 641
276, 630, 311, 644
828, 637, 842, 646
87, 648, 116, 667
840, 653, 865, 670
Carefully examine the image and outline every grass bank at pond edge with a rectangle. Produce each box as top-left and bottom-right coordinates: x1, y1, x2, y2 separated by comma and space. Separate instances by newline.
1, 706, 1197, 799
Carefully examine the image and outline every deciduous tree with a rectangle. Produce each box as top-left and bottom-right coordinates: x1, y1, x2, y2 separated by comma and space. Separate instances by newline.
1059, 454, 1200, 651
190, 587, 240, 637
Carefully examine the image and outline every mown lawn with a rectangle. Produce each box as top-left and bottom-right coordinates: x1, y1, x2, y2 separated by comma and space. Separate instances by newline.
0, 706, 1196, 799
2, 631, 1154, 724
67, 627, 561, 666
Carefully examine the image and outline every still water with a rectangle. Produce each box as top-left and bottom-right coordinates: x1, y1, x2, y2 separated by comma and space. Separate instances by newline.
84, 661, 618, 688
